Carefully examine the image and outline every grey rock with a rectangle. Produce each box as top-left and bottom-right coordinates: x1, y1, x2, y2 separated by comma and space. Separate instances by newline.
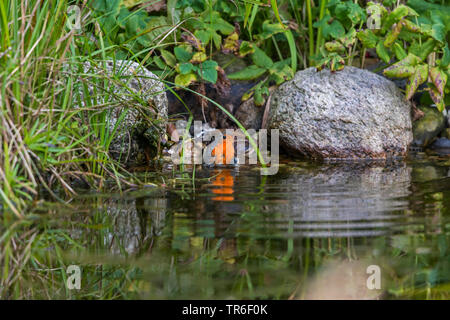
412, 105, 445, 147
268, 66, 413, 159
75, 60, 168, 165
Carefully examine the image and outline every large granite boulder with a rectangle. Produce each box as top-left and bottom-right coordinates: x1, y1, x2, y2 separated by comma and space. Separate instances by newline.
76, 60, 168, 165
268, 67, 413, 159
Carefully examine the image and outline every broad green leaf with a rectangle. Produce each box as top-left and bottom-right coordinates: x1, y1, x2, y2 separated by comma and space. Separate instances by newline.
376, 41, 390, 63
383, 53, 421, 78
325, 41, 345, 52
228, 65, 267, 81
357, 29, 378, 48
190, 51, 207, 64
195, 30, 211, 46
198, 60, 218, 83
406, 64, 428, 100
441, 44, 450, 68
339, 28, 357, 48
160, 49, 176, 67
256, 21, 286, 40
381, 5, 410, 33
178, 62, 195, 75
174, 46, 193, 62
408, 38, 436, 61
269, 63, 294, 85
429, 67, 448, 95
429, 86, 445, 112
251, 47, 274, 69
328, 20, 346, 39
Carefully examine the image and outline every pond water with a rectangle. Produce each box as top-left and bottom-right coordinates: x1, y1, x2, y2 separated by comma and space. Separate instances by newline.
11, 154, 450, 299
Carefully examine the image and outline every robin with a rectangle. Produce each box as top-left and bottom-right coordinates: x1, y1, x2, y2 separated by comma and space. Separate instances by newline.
211, 135, 235, 165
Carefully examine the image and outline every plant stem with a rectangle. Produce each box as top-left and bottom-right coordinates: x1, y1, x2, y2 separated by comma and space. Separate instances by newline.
306, 0, 314, 65
315, 0, 327, 55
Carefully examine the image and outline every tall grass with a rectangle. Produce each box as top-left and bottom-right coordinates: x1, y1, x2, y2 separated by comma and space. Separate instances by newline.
0, 0, 165, 218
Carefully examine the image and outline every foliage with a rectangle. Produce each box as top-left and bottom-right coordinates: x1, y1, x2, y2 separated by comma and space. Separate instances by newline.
88, 0, 298, 107
314, 0, 450, 111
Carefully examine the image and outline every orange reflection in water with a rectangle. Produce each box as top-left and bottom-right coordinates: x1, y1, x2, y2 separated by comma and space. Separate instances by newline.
211, 170, 235, 202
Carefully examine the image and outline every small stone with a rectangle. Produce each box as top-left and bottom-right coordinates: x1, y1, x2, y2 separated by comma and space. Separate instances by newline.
412, 106, 446, 147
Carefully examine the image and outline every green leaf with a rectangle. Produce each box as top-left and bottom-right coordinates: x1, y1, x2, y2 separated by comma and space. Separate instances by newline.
174, 46, 193, 62
175, 72, 197, 87
429, 67, 448, 96
408, 38, 436, 62
198, 60, 218, 83
269, 63, 294, 85
376, 41, 390, 63
195, 30, 211, 46
178, 62, 195, 75
190, 51, 207, 64
357, 29, 378, 48
251, 47, 274, 69
328, 20, 346, 39
228, 65, 267, 81
441, 44, 450, 68
393, 42, 407, 60
406, 64, 428, 100
160, 49, 176, 67
384, 21, 403, 48
238, 41, 255, 57
383, 53, 421, 78
256, 21, 286, 40
325, 41, 345, 52
381, 5, 410, 33
153, 56, 167, 70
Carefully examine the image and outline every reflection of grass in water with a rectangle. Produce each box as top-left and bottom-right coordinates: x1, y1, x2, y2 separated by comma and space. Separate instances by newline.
1, 194, 449, 299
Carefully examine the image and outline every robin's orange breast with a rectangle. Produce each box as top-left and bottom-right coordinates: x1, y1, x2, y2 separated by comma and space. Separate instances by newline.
211, 135, 235, 165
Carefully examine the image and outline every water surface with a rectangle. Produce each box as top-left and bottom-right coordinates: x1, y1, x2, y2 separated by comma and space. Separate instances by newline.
9, 154, 450, 299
